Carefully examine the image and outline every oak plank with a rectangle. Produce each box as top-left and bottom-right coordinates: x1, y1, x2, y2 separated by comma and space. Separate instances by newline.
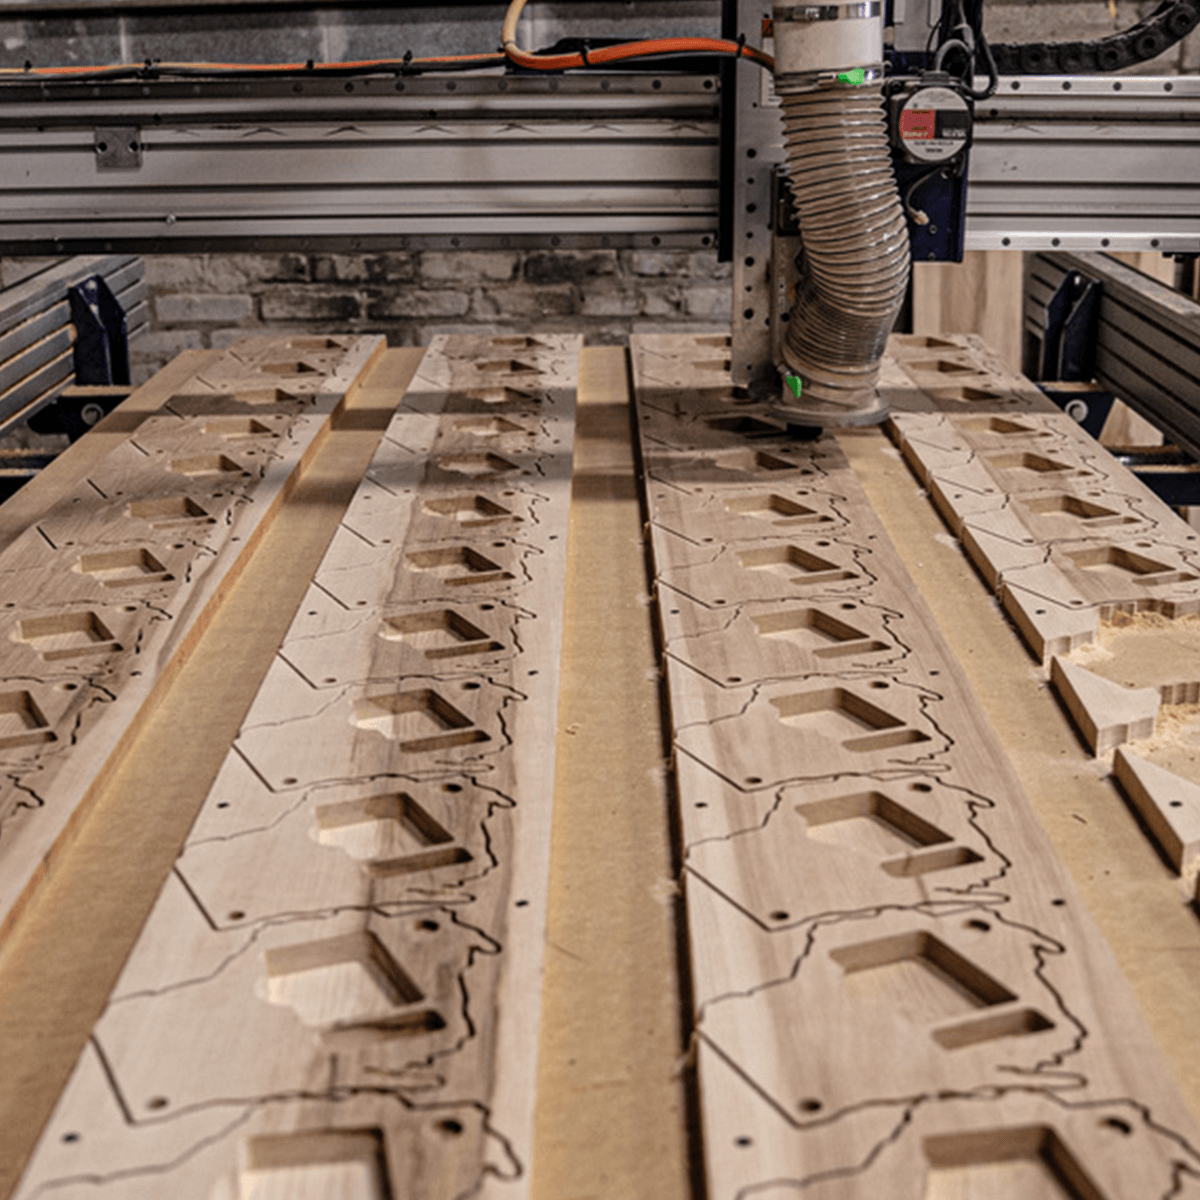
14, 334, 580, 1200
0, 334, 384, 944
631, 331, 1200, 1198
0, 346, 422, 1200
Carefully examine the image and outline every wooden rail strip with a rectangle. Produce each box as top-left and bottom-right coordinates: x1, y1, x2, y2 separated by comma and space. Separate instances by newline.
0, 333, 384, 944
631, 331, 1200, 1199
14, 333, 580, 1200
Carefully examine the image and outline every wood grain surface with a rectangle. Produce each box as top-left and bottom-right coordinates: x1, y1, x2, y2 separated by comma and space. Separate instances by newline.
632, 330, 1200, 1198
11, 334, 579, 1200
0, 334, 384, 945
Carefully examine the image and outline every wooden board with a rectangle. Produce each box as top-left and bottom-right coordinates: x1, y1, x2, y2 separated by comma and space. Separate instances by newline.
631, 331, 1200, 1198
889, 368, 1200, 897
0, 333, 384, 943
530, 345, 692, 1200
0, 347, 425, 1200
912, 252, 1025, 373
889, 407, 1200, 662
13, 333, 580, 1200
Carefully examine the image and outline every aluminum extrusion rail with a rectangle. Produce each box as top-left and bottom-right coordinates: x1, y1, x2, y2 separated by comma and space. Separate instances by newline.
1025, 249, 1200, 458
0, 74, 722, 253
0, 73, 1197, 254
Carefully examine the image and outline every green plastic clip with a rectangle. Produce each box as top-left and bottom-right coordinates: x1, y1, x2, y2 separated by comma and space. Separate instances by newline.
784, 374, 803, 399
837, 68, 867, 86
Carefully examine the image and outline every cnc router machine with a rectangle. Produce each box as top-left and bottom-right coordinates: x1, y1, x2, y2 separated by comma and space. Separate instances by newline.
2, 3, 1200, 1199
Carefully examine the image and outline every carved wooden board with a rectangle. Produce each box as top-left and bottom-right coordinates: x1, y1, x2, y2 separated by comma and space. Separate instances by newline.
13, 333, 579, 1200
631, 331, 1200, 1198
0, 333, 384, 943
890, 356, 1200, 904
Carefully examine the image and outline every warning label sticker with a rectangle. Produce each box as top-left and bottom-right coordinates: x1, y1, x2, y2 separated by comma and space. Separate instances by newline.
900, 108, 936, 140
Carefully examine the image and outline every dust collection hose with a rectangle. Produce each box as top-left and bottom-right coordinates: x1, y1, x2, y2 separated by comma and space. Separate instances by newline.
771, 6, 910, 425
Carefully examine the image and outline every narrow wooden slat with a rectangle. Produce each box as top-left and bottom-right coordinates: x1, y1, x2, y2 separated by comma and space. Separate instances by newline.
0, 333, 384, 945
14, 333, 580, 1200
630, 331, 1200, 1197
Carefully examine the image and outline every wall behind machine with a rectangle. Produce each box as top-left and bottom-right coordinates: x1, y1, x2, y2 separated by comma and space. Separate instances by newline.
124, 250, 731, 385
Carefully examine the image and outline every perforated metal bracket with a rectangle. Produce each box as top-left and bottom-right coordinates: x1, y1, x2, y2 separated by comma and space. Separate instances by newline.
93, 127, 142, 170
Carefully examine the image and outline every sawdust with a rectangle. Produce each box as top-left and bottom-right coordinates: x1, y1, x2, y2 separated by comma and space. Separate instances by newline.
1066, 610, 1200, 691
1122, 703, 1200, 786
1063, 611, 1200, 784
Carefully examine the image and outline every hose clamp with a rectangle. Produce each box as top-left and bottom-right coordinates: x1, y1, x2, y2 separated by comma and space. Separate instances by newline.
775, 65, 884, 89
776, 2, 881, 21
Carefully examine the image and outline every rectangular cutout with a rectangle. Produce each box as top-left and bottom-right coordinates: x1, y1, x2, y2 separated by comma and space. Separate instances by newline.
960, 417, 1039, 435
751, 607, 884, 656
738, 546, 856, 587
881, 845, 985, 876
16, 611, 120, 660
465, 385, 543, 406
77, 548, 172, 587
705, 415, 785, 438
0, 690, 56, 750
266, 930, 423, 1029
985, 451, 1074, 475
771, 687, 929, 752
798, 791, 952, 856
380, 609, 502, 658
724, 494, 832, 526
127, 495, 214, 526
203, 418, 275, 439
168, 453, 245, 477
435, 452, 518, 477
1022, 494, 1130, 525
924, 1125, 1106, 1200
352, 688, 489, 753
1066, 545, 1195, 585
405, 546, 513, 587
241, 1127, 391, 1200
475, 358, 541, 375
932, 1007, 1054, 1050
315, 791, 472, 878
831, 931, 1015, 1025
423, 495, 516, 528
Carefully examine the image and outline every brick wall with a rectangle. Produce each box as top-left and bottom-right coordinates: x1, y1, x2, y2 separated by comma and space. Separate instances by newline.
133, 249, 732, 383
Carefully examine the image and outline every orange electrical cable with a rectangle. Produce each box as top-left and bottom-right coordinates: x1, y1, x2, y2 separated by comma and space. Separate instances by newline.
500, 0, 774, 70
0, 1, 773, 80
0, 51, 507, 78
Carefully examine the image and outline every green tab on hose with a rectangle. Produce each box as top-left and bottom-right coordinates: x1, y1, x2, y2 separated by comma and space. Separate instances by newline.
784, 374, 803, 398
837, 68, 867, 85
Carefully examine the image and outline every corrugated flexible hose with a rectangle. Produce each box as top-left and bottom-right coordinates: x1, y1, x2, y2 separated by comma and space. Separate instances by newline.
777, 82, 910, 419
